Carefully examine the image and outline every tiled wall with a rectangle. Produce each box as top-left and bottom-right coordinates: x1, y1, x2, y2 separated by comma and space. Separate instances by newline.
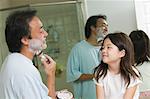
0, 0, 10, 9
0, 0, 76, 10
0, 12, 3, 65
32, 3, 84, 91
0, 11, 9, 66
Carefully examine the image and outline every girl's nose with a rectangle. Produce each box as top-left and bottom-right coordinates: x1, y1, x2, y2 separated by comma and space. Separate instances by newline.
101, 47, 106, 53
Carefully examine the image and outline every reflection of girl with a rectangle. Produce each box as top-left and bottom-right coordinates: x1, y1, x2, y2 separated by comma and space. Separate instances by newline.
94, 32, 142, 99
129, 30, 150, 97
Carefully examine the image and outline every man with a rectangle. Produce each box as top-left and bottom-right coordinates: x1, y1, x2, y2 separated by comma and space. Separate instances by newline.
0, 10, 56, 99
66, 15, 108, 99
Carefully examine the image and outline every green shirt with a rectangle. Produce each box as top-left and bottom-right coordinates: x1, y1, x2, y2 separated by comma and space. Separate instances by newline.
67, 40, 101, 99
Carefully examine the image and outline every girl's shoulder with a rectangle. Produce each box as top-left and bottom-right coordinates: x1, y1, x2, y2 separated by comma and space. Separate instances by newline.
132, 66, 140, 76
127, 66, 142, 88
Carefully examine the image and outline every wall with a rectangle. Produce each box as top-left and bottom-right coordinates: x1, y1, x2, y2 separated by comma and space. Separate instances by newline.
85, 0, 137, 34
134, 0, 150, 38
0, 0, 10, 65
0, 0, 76, 9
0, 0, 10, 9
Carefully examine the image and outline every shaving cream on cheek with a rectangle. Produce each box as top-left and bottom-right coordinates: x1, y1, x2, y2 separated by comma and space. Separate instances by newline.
96, 27, 106, 42
28, 38, 47, 54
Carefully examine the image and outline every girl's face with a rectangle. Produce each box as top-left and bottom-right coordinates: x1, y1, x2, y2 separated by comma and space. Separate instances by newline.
101, 38, 125, 64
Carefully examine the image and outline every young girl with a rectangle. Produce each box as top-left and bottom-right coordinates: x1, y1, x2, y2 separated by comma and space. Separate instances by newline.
94, 32, 142, 99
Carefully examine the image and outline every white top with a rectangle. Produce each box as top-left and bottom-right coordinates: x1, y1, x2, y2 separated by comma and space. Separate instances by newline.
0, 53, 51, 99
94, 70, 142, 99
137, 62, 150, 92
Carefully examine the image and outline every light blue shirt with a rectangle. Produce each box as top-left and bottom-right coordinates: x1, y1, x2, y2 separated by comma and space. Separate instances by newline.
0, 53, 51, 99
67, 40, 101, 99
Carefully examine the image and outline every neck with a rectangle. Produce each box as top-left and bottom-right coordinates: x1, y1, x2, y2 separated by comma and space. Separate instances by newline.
86, 36, 100, 46
20, 48, 34, 60
108, 61, 121, 75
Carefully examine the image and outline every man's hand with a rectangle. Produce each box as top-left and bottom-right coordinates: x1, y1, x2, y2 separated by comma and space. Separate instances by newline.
41, 54, 56, 76
41, 54, 56, 98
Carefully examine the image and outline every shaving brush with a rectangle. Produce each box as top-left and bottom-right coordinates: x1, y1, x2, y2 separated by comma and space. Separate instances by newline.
36, 43, 47, 62
28, 39, 48, 62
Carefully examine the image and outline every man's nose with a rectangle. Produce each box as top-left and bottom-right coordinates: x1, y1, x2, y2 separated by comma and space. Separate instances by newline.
101, 47, 106, 53
104, 26, 108, 32
44, 29, 48, 37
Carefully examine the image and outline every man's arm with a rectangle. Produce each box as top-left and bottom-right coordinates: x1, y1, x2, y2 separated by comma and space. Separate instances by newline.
47, 71, 56, 98
77, 74, 94, 81
42, 54, 56, 99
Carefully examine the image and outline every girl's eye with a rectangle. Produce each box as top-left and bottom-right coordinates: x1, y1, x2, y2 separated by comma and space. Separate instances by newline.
107, 46, 112, 49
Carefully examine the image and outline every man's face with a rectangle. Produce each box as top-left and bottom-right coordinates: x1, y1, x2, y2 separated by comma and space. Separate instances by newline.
96, 18, 108, 35
95, 18, 108, 42
28, 16, 48, 54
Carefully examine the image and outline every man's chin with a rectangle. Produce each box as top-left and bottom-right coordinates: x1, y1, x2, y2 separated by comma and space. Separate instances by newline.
104, 31, 108, 35
42, 43, 47, 49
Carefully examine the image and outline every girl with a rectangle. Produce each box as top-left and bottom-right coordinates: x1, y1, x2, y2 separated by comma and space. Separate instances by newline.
129, 30, 150, 98
94, 32, 142, 99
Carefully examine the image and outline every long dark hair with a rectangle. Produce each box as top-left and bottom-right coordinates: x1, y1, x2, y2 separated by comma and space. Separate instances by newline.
129, 30, 150, 66
94, 32, 140, 87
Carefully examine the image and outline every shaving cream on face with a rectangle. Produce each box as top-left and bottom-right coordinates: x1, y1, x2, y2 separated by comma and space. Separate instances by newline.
28, 38, 47, 54
96, 27, 106, 42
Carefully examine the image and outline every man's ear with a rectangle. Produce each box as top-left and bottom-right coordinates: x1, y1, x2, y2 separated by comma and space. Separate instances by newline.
21, 37, 29, 45
90, 26, 97, 35
120, 49, 125, 58
90, 26, 96, 31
